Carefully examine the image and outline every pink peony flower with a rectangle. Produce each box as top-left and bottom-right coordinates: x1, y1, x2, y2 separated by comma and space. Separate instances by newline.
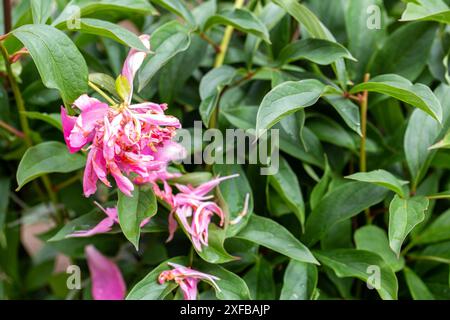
158, 262, 220, 300
85, 245, 126, 300
157, 174, 239, 251
61, 35, 185, 197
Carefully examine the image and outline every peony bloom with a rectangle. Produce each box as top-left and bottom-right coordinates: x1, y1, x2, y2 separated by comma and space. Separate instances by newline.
85, 245, 126, 300
158, 262, 220, 300
66, 202, 149, 238
61, 35, 185, 197
161, 174, 239, 251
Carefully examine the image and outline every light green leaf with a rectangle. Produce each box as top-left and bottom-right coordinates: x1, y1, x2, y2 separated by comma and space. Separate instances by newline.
31, 0, 53, 24
277, 39, 355, 66
138, 21, 191, 91
53, 0, 158, 27
346, 169, 409, 197
255, 79, 327, 132
199, 66, 237, 100
12, 24, 88, 105
117, 186, 157, 250
350, 74, 442, 122
280, 260, 318, 300
429, 129, 450, 149
88, 73, 119, 99
389, 195, 429, 257
235, 215, 319, 265
151, 0, 196, 26
16, 142, 85, 190
323, 94, 361, 135
304, 181, 388, 246
205, 8, 271, 43
401, 0, 450, 24
416, 209, 450, 245
355, 225, 404, 272
315, 249, 398, 300
404, 267, 435, 300
64, 18, 149, 51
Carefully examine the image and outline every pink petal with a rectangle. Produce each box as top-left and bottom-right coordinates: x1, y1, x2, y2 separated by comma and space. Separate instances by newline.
193, 174, 239, 196
179, 278, 199, 300
83, 149, 99, 197
60, 106, 81, 153
121, 35, 150, 104
67, 217, 115, 238
155, 140, 186, 163
85, 245, 126, 300
109, 162, 134, 196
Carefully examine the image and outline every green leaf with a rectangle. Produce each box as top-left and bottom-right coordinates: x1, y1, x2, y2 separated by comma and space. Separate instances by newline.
235, 215, 319, 265
151, 0, 196, 26
243, 257, 275, 299
16, 141, 85, 190
388, 195, 429, 257
272, 0, 328, 38
346, 169, 409, 197
205, 8, 270, 43
345, 0, 386, 81
280, 260, 318, 300
12, 24, 88, 105
117, 185, 157, 250
314, 249, 398, 300
277, 39, 355, 66
199, 66, 237, 100
429, 129, 450, 149
350, 74, 442, 122
213, 164, 253, 237
64, 18, 150, 51
194, 224, 236, 264
31, 0, 53, 24
22, 111, 62, 130
304, 182, 388, 246
255, 79, 327, 132
401, 0, 450, 24
404, 85, 450, 187
268, 156, 305, 231
138, 21, 191, 91
323, 94, 361, 135
53, 0, 158, 27
404, 267, 435, 300
416, 209, 450, 245
369, 22, 437, 81
126, 257, 187, 300
195, 260, 252, 299
115, 75, 131, 102
355, 225, 404, 272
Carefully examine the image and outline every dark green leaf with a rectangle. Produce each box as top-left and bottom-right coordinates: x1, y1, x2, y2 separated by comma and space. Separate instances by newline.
280, 259, 318, 300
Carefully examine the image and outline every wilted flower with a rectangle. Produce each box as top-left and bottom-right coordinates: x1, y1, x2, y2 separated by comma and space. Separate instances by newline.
67, 202, 149, 238
61, 35, 185, 197
85, 245, 126, 300
163, 174, 239, 251
158, 262, 220, 300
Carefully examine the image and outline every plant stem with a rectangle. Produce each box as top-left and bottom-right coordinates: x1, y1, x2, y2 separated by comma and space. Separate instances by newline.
0, 41, 61, 223
408, 254, 450, 265
213, 0, 245, 68
88, 81, 117, 105
359, 73, 370, 173
360, 73, 370, 223
0, 119, 25, 138
199, 32, 221, 53
2, 0, 11, 33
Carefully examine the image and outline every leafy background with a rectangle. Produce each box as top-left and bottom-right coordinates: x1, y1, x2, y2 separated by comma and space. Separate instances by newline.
1, 0, 450, 300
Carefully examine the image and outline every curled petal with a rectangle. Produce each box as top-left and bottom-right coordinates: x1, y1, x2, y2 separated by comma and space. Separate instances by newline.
109, 162, 134, 196
67, 217, 115, 238
85, 245, 126, 300
121, 34, 150, 104
83, 149, 99, 197
178, 278, 199, 300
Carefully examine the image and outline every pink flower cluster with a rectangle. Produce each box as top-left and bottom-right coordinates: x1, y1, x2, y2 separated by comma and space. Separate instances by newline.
61, 34, 248, 301
158, 262, 220, 300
